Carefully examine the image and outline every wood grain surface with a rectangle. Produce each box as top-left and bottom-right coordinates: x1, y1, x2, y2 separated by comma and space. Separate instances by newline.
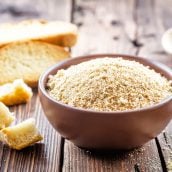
0, 0, 172, 172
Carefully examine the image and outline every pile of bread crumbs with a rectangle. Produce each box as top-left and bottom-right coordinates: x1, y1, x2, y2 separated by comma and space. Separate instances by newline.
47, 57, 172, 111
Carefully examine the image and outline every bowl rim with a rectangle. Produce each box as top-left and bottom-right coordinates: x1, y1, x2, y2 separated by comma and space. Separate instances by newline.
39, 53, 172, 114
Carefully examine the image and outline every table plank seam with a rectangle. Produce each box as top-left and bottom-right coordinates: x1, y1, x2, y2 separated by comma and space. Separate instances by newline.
155, 137, 168, 172
134, 164, 141, 172
59, 138, 65, 172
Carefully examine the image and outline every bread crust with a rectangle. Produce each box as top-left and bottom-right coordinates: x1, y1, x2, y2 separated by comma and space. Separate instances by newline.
0, 19, 78, 48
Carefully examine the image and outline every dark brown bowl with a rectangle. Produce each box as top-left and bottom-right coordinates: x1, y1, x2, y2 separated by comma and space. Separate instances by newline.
38, 54, 172, 149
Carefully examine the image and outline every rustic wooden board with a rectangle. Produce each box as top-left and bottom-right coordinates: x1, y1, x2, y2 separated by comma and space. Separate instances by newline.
62, 0, 163, 171
0, 0, 72, 172
136, 0, 172, 67
63, 140, 162, 172
72, 0, 138, 56
0, 0, 72, 22
158, 122, 172, 172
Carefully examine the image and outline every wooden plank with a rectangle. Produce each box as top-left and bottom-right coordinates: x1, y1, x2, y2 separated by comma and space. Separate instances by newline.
0, 0, 72, 171
0, 0, 71, 22
63, 0, 162, 171
63, 140, 162, 172
72, 0, 138, 56
158, 124, 172, 172
136, 0, 172, 171
136, 0, 172, 67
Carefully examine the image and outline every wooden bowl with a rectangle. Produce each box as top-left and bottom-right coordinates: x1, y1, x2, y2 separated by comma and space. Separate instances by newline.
38, 54, 172, 149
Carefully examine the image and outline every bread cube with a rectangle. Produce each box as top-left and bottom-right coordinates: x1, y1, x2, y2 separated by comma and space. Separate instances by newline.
0, 118, 43, 150
0, 79, 33, 106
0, 102, 15, 129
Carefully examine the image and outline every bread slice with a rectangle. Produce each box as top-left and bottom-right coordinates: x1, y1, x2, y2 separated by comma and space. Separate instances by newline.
0, 20, 78, 47
0, 118, 43, 150
0, 41, 70, 87
0, 79, 33, 106
0, 102, 15, 129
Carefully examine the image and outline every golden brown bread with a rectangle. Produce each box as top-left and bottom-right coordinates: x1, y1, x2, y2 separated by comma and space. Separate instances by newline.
0, 118, 43, 150
0, 79, 33, 106
0, 102, 15, 129
0, 20, 78, 47
0, 41, 70, 87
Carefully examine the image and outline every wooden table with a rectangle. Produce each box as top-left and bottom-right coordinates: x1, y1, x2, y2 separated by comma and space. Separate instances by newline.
0, 0, 172, 171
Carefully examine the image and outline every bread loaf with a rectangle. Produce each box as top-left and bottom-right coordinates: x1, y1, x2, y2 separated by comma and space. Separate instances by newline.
0, 20, 77, 47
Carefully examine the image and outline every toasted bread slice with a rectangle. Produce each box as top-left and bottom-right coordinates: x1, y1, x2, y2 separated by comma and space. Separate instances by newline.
0, 20, 78, 47
0, 118, 43, 150
0, 102, 15, 129
0, 41, 70, 87
0, 79, 33, 106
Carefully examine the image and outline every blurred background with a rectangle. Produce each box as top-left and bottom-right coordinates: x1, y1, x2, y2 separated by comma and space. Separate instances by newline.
0, 0, 71, 21
0, 0, 172, 63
